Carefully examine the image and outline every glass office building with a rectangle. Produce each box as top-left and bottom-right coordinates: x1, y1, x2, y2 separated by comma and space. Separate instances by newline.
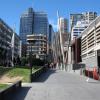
20, 8, 34, 43
20, 8, 48, 44
20, 8, 49, 57
33, 12, 48, 35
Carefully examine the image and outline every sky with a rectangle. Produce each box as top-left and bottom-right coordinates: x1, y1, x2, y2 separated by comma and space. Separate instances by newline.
0, 0, 100, 34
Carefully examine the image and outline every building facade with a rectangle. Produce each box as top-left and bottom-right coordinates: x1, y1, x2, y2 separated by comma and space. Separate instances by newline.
82, 12, 97, 23
70, 14, 83, 30
70, 12, 97, 40
20, 8, 34, 44
20, 8, 49, 43
0, 18, 21, 66
58, 17, 68, 33
81, 16, 100, 71
49, 24, 53, 47
33, 12, 48, 35
20, 8, 49, 57
0, 18, 13, 65
27, 34, 47, 60
71, 20, 88, 40
70, 12, 97, 69
70, 12, 97, 29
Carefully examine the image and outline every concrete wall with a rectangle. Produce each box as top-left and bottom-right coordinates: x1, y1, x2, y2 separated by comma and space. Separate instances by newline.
82, 55, 98, 68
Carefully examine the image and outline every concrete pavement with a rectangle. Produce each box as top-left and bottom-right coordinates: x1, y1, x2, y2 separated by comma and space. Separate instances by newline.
11, 69, 100, 100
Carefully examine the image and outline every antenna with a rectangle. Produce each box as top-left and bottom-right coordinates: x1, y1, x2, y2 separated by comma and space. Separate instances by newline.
57, 10, 59, 19
57, 10, 60, 31
13, 23, 16, 32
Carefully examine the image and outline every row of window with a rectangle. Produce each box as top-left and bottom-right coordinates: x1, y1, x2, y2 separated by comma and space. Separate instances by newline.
81, 24, 100, 53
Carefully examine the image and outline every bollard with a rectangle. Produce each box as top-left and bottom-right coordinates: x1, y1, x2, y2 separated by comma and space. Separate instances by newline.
93, 67, 99, 80
80, 66, 82, 75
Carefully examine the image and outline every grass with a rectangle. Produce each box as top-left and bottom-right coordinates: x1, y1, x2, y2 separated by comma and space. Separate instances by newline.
7, 67, 30, 82
0, 84, 9, 90
0, 66, 42, 82
0, 66, 12, 77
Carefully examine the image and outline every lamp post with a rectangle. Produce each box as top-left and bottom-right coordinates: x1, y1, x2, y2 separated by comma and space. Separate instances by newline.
27, 40, 33, 82
29, 42, 32, 82
27, 40, 36, 82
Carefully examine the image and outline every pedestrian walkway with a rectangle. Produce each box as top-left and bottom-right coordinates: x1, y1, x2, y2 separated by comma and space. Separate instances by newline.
11, 69, 100, 100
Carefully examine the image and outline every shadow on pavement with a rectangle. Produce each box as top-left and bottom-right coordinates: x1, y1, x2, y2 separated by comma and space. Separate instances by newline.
34, 69, 56, 82
10, 87, 31, 100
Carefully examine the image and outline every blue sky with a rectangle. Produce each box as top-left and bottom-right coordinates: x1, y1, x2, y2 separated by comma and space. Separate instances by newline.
0, 0, 100, 34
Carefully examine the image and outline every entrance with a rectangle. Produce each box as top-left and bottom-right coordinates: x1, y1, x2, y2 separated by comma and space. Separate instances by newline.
97, 56, 100, 68
97, 50, 100, 68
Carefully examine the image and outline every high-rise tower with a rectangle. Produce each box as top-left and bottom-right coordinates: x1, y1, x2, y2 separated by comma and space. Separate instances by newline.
20, 8, 34, 43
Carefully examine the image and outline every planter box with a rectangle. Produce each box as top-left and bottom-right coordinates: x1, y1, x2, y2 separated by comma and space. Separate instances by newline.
0, 80, 22, 100
31, 66, 48, 82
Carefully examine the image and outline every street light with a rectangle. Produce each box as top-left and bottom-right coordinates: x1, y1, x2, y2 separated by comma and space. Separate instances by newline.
27, 39, 36, 82
29, 42, 32, 82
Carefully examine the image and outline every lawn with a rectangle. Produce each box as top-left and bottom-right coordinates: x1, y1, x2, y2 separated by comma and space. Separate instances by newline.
0, 66, 42, 83
0, 84, 9, 90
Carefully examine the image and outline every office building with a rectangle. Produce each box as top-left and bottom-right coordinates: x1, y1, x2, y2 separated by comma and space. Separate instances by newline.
58, 17, 68, 33
33, 12, 48, 35
20, 8, 34, 43
49, 24, 53, 46
27, 34, 47, 59
20, 8, 48, 43
70, 14, 83, 30
20, 8, 49, 57
70, 12, 97, 32
71, 20, 88, 40
82, 12, 97, 23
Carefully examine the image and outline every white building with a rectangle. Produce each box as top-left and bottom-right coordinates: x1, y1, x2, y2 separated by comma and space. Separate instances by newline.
71, 20, 88, 40
70, 12, 97, 40
58, 17, 68, 33
81, 16, 100, 71
82, 12, 97, 23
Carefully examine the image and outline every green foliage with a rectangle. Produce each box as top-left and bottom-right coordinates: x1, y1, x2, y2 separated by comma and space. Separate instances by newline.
20, 56, 45, 66
31, 58, 45, 66
21, 57, 28, 66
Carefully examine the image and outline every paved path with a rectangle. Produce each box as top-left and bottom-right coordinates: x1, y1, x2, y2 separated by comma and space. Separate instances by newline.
11, 70, 100, 100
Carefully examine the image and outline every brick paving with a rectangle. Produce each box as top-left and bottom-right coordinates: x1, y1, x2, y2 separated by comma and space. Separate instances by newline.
11, 69, 100, 100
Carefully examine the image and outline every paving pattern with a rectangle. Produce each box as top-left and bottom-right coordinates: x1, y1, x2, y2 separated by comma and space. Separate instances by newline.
11, 69, 100, 100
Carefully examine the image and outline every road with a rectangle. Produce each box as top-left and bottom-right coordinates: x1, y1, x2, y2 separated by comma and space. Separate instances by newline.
11, 69, 100, 100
